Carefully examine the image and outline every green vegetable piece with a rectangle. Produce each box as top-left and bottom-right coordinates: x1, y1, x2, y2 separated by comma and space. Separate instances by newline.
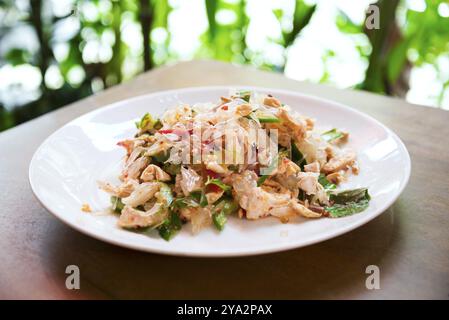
191, 191, 208, 207
158, 182, 174, 207
318, 174, 336, 191
110, 196, 124, 213
325, 188, 371, 218
321, 128, 344, 142
153, 119, 163, 130
256, 111, 280, 123
291, 141, 306, 169
212, 211, 227, 231
212, 199, 238, 231
326, 200, 370, 218
135, 113, 156, 132
158, 210, 182, 241
329, 188, 370, 204
237, 90, 251, 102
205, 177, 231, 192
171, 197, 200, 209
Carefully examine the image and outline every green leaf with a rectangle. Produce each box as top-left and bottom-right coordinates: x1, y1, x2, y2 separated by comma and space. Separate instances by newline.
329, 188, 370, 204
283, 1, 316, 47
318, 174, 336, 191
257, 113, 280, 123
153, 0, 172, 29
321, 128, 344, 142
191, 191, 208, 207
325, 188, 371, 218
205, 177, 231, 192
336, 10, 362, 34
325, 200, 370, 218
205, 0, 218, 41
273, 8, 283, 21
4, 48, 31, 66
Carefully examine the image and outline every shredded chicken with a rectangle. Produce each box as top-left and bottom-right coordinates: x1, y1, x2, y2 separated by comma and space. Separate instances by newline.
98, 180, 137, 198
118, 205, 165, 228
264, 96, 282, 108
98, 90, 364, 237
322, 151, 356, 174
180, 167, 203, 196
304, 161, 320, 173
141, 164, 171, 182
121, 182, 159, 207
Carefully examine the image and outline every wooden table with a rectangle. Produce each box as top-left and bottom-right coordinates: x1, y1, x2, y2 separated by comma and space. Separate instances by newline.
1, 61, 448, 299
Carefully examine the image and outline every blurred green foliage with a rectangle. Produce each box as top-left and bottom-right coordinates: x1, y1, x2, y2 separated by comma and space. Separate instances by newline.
0, 0, 448, 132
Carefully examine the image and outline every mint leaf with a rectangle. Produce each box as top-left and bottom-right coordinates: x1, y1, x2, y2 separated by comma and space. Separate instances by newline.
325, 188, 370, 218
326, 199, 369, 218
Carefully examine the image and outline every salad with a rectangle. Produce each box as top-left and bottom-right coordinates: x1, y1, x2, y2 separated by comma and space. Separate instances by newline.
98, 91, 370, 240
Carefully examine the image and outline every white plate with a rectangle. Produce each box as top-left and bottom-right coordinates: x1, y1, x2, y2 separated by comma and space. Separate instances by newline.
29, 86, 411, 257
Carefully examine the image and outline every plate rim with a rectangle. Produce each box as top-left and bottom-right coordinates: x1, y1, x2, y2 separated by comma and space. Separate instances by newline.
29, 85, 412, 257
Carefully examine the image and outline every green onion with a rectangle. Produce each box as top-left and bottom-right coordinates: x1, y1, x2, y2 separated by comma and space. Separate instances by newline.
291, 141, 307, 169
255, 111, 280, 123
237, 90, 251, 102
318, 174, 336, 191
321, 128, 345, 142
110, 196, 124, 213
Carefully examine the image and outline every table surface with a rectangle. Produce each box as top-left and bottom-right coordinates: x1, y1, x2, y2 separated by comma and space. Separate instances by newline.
1, 60, 448, 299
